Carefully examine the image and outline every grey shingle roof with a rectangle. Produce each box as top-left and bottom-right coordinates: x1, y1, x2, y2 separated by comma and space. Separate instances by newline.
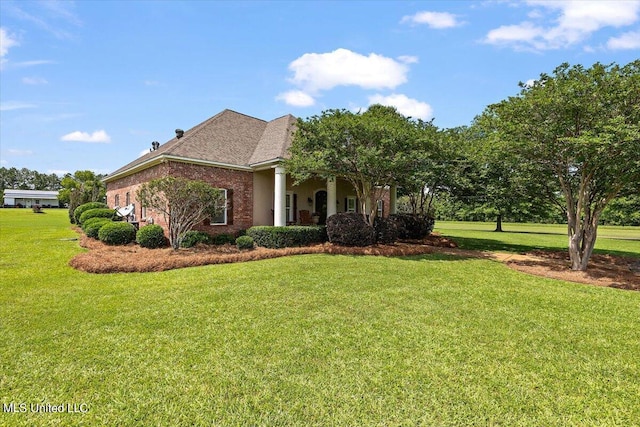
105, 109, 297, 180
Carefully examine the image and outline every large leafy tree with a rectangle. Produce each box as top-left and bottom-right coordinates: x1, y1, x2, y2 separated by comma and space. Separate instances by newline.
483, 61, 640, 270
397, 126, 470, 218
286, 105, 417, 226
136, 177, 225, 250
59, 170, 106, 223
458, 123, 559, 231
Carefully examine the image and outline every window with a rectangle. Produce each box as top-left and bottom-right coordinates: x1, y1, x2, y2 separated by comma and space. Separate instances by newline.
346, 197, 356, 213
211, 189, 228, 225
377, 200, 384, 218
114, 194, 120, 207
285, 192, 295, 222
125, 192, 130, 206
141, 206, 146, 219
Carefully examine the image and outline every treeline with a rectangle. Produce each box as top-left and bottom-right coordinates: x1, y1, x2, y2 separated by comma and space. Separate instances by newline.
0, 167, 61, 193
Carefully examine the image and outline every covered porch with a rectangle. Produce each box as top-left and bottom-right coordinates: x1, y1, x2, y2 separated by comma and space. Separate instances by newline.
252, 165, 397, 226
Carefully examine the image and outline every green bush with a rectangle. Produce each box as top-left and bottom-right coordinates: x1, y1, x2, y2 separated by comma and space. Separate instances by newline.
374, 216, 399, 244
84, 219, 112, 239
82, 216, 109, 231
390, 214, 435, 239
74, 202, 108, 224
98, 222, 136, 245
326, 212, 375, 247
246, 226, 327, 249
79, 208, 116, 226
235, 235, 255, 250
180, 231, 212, 248
212, 233, 236, 245
136, 224, 167, 249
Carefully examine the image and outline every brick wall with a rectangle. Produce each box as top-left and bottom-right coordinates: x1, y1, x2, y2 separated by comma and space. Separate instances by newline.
105, 161, 254, 237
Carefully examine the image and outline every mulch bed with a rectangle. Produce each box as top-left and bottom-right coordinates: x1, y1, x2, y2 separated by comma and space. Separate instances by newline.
69, 231, 639, 291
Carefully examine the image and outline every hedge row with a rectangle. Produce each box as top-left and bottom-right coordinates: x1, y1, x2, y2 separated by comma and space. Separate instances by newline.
73, 202, 108, 224
79, 208, 117, 226
246, 226, 327, 249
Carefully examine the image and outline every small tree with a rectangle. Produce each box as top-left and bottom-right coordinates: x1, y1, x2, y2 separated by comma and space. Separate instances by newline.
136, 177, 225, 250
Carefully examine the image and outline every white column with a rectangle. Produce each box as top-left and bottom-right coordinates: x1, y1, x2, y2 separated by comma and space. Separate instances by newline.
327, 176, 337, 218
389, 185, 397, 215
274, 166, 287, 226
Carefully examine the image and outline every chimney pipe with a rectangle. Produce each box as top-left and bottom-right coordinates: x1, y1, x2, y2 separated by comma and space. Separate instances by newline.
175, 129, 184, 139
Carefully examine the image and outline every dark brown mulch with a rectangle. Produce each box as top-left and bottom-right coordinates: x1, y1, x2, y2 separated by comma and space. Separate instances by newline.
69, 231, 639, 291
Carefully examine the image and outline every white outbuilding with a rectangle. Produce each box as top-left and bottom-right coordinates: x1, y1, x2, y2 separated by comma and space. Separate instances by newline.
3, 189, 60, 208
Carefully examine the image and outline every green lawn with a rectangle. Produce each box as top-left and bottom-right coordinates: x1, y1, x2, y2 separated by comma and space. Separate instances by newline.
1, 209, 639, 426
435, 220, 640, 258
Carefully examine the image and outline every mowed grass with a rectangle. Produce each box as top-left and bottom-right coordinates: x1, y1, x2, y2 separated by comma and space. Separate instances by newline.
435, 220, 640, 258
1, 210, 639, 426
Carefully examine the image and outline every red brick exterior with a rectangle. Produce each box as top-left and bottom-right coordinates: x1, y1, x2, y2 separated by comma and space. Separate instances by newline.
105, 161, 253, 236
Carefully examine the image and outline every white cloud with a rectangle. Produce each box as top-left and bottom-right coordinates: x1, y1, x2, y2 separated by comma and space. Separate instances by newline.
139, 148, 151, 157
61, 130, 111, 143
12, 60, 55, 68
0, 27, 19, 57
607, 30, 640, 49
287, 48, 410, 93
22, 77, 48, 85
368, 94, 433, 120
276, 90, 316, 107
0, 101, 37, 111
0, 159, 7, 166
484, 1, 640, 50
401, 11, 462, 28
524, 79, 536, 88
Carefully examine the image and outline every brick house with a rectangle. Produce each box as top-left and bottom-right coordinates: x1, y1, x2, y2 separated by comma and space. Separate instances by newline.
103, 109, 395, 235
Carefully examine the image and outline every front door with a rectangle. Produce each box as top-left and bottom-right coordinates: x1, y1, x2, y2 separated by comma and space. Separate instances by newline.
315, 190, 327, 224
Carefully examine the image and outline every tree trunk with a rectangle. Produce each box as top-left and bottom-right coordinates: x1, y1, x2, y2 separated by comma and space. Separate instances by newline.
567, 215, 599, 271
494, 214, 503, 232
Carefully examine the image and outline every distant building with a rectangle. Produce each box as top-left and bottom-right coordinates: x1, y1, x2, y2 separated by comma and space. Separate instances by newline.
3, 189, 60, 208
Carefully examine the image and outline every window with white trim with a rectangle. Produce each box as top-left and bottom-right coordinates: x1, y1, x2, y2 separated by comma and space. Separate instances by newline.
346, 196, 357, 213
211, 189, 228, 225
285, 192, 294, 222
125, 192, 130, 206
377, 200, 384, 218
114, 194, 120, 207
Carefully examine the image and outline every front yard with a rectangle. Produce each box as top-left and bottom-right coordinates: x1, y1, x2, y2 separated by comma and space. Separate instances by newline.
1, 209, 639, 426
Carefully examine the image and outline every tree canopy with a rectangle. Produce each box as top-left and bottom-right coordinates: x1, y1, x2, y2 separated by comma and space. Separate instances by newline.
481, 60, 640, 270
286, 105, 419, 225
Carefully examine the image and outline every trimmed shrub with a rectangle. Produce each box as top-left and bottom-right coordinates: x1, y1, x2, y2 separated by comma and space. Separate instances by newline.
391, 214, 435, 239
84, 219, 112, 239
74, 202, 108, 224
212, 233, 236, 245
374, 216, 399, 244
136, 224, 167, 249
79, 208, 116, 226
180, 231, 212, 248
82, 216, 109, 231
326, 212, 375, 247
236, 235, 255, 250
247, 226, 327, 249
98, 222, 136, 245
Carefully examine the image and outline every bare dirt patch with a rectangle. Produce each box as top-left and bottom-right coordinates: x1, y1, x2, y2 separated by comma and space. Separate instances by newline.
69, 231, 639, 291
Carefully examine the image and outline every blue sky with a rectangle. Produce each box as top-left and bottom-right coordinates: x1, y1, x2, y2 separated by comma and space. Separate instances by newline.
1, 0, 639, 176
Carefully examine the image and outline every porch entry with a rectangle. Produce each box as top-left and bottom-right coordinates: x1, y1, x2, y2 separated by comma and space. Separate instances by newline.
315, 190, 327, 224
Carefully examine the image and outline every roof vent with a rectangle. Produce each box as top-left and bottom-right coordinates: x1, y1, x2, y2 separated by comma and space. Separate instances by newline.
151, 141, 160, 151
175, 129, 184, 139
